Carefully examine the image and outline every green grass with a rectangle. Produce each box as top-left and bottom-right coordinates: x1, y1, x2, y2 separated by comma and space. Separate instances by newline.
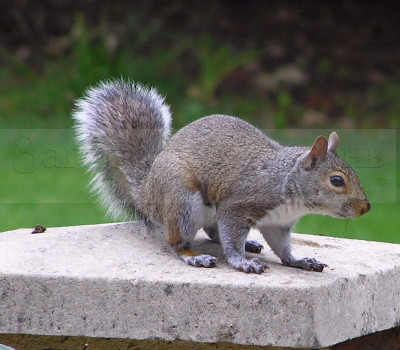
0, 129, 110, 229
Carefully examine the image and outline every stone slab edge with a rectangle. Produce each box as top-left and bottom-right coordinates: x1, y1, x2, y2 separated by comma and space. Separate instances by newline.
0, 222, 399, 348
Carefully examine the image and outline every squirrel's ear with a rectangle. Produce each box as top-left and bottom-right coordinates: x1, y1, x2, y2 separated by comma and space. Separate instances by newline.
328, 131, 339, 153
300, 135, 328, 170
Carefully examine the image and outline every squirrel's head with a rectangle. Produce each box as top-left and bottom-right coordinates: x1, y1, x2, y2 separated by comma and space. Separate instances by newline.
296, 132, 370, 219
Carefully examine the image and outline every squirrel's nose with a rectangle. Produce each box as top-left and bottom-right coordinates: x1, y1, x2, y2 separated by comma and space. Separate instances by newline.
352, 200, 370, 217
360, 201, 371, 216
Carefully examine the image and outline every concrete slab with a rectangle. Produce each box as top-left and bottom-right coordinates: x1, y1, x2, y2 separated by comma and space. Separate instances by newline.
0, 222, 399, 348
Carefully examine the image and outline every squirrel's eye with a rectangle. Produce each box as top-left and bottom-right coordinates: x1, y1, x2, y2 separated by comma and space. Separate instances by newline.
330, 175, 345, 187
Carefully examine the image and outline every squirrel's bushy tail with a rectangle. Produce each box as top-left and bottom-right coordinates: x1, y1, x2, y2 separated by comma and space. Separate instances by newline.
73, 79, 172, 219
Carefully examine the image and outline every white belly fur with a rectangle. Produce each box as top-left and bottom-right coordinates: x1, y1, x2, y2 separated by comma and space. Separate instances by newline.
256, 199, 312, 227
192, 192, 217, 230
192, 193, 319, 230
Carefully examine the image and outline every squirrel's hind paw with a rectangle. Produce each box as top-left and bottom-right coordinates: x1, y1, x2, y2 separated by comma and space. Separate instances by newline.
230, 258, 269, 274
177, 251, 217, 268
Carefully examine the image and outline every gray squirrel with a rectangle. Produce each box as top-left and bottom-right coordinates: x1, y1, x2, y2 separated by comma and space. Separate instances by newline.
73, 79, 370, 274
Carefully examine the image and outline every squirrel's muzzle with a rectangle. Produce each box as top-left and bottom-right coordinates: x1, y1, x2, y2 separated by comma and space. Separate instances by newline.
353, 201, 371, 217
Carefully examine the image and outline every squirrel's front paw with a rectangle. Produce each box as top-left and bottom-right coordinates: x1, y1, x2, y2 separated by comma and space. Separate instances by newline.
283, 257, 327, 272
230, 258, 269, 274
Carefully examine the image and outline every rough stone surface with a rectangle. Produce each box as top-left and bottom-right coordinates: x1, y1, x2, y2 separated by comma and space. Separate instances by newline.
0, 222, 399, 348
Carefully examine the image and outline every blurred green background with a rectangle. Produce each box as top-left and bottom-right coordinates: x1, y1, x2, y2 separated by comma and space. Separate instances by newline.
0, 1, 399, 242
